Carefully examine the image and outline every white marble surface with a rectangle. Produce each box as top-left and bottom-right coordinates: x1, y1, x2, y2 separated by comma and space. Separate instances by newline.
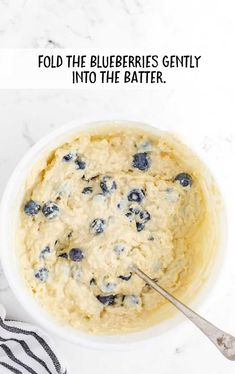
0, 0, 235, 373
0, 0, 233, 51
0, 89, 234, 374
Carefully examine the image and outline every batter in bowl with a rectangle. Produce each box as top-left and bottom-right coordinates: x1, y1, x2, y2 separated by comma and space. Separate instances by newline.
18, 123, 221, 334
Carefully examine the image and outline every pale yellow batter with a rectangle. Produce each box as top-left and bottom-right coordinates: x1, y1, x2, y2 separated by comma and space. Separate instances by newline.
18, 124, 221, 334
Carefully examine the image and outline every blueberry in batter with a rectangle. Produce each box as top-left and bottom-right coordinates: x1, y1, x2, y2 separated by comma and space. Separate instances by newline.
34, 268, 49, 283
174, 172, 193, 187
127, 188, 145, 203
24, 200, 41, 216
90, 218, 106, 235
132, 152, 150, 170
42, 202, 59, 219
69, 248, 84, 262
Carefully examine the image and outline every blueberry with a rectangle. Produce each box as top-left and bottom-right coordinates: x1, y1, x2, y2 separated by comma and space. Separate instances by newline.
69, 248, 84, 262
100, 176, 117, 194
136, 222, 145, 232
75, 158, 86, 170
34, 268, 48, 282
24, 200, 41, 216
42, 201, 59, 219
39, 246, 51, 259
119, 273, 132, 281
132, 152, 150, 171
130, 207, 141, 215
125, 207, 140, 222
63, 152, 75, 162
90, 218, 106, 235
58, 252, 68, 259
96, 295, 117, 306
128, 188, 145, 203
139, 210, 151, 223
113, 244, 125, 254
82, 186, 93, 194
174, 173, 192, 187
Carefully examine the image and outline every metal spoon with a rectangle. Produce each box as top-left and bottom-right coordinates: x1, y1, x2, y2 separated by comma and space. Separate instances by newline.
133, 266, 235, 360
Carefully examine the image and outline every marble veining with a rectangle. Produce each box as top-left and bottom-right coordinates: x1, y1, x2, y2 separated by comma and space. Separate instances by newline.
0, 0, 149, 48
22, 122, 36, 147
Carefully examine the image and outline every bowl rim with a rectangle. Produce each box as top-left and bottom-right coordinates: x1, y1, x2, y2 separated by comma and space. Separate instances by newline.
0, 119, 227, 349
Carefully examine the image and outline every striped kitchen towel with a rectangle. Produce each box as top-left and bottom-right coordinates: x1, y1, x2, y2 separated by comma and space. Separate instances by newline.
0, 305, 67, 374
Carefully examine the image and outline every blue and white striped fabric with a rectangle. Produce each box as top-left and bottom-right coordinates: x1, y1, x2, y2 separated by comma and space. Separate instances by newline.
0, 305, 67, 374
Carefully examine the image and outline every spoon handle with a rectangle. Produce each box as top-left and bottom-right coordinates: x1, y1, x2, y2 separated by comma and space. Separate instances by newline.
133, 266, 235, 360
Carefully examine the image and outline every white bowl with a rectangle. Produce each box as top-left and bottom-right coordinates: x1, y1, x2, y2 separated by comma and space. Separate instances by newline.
0, 120, 226, 350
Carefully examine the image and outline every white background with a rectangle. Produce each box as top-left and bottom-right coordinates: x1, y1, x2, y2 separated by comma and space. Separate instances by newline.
0, 1, 235, 373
